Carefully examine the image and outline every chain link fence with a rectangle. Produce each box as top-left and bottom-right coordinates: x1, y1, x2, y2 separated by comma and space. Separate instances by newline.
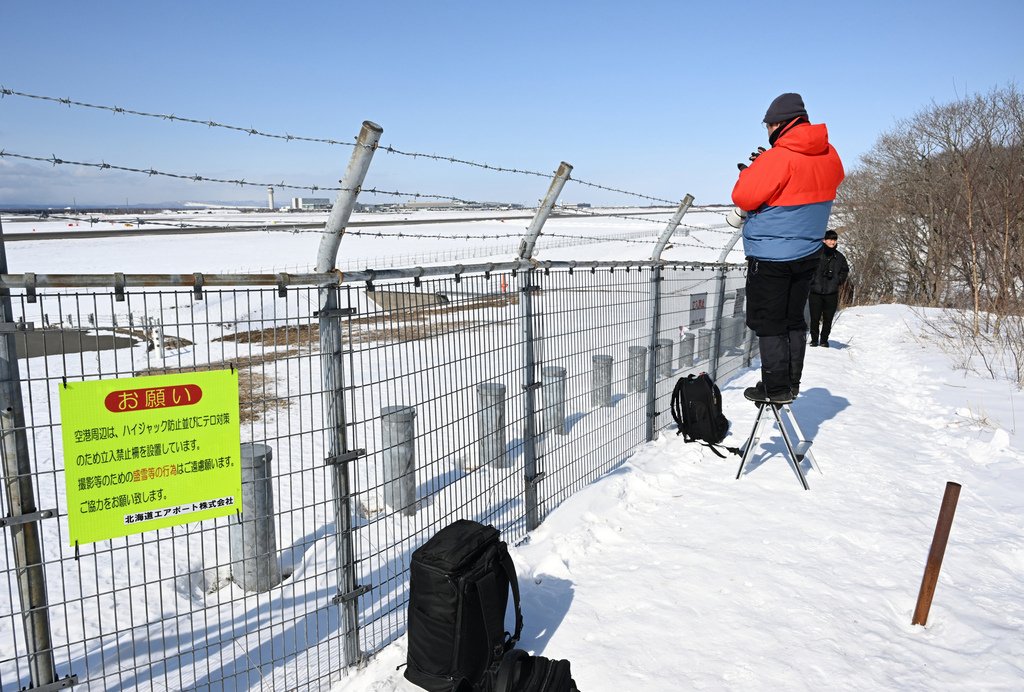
0, 259, 751, 690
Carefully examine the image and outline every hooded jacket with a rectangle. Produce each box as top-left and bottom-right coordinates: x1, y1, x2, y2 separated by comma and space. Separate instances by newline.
732, 121, 845, 262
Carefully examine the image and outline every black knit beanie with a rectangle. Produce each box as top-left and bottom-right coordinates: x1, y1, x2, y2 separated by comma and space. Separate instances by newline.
763, 93, 808, 124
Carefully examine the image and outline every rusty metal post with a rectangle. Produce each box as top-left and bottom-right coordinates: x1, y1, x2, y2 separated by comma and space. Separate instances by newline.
912, 481, 962, 626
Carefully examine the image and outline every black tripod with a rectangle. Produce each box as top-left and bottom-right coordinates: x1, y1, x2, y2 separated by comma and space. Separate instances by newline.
735, 401, 818, 490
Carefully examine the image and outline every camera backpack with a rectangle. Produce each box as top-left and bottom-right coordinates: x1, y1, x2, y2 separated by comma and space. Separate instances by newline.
405, 519, 523, 692
670, 373, 737, 458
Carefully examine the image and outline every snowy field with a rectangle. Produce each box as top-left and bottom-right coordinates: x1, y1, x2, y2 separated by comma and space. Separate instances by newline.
2, 209, 1021, 690
2, 206, 742, 274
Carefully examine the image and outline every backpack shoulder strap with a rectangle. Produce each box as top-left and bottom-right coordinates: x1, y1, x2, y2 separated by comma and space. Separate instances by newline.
492, 648, 529, 692
702, 442, 742, 459
474, 547, 524, 653
500, 549, 523, 647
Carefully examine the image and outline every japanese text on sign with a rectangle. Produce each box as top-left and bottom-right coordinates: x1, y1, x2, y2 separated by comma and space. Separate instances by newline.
59, 369, 241, 545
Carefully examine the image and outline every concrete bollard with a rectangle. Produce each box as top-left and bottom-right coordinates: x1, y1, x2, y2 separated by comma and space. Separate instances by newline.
698, 327, 713, 364
592, 355, 613, 407
627, 346, 647, 392
656, 338, 673, 378
381, 406, 417, 516
477, 383, 509, 468
230, 443, 282, 593
678, 332, 695, 370
541, 366, 567, 435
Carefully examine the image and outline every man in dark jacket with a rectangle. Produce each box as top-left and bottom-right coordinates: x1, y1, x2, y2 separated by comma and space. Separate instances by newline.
808, 229, 850, 348
732, 92, 845, 404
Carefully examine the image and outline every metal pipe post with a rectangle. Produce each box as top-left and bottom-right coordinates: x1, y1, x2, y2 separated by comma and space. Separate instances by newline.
520, 276, 543, 530
229, 443, 282, 592
315, 121, 383, 272
318, 120, 382, 668
698, 327, 713, 364
541, 366, 567, 436
381, 406, 417, 516
678, 332, 695, 370
709, 224, 745, 380
477, 383, 508, 468
517, 162, 573, 260
628, 346, 647, 393
912, 482, 962, 626
644, 266, 662, 442
591, 355, 613, 407
0, 220, 56, 687
650, 194, 695, 261
656, 338, 674, 378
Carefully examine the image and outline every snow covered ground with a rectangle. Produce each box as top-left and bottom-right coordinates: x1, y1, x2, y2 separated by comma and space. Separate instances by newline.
2, 210, 1020, 690
339, 304, 1024, 691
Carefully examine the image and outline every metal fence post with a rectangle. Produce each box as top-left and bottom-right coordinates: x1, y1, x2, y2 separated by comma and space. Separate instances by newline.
592, 355, 613, 407
518, 162, 572, 531
710, 224, 745, 380
0, 220, 56, 688
381, 406, 417, 515
541, 366, 567, 436
315, 120, 382, 669
645, 195, 693, 442
230, 443, 282, 592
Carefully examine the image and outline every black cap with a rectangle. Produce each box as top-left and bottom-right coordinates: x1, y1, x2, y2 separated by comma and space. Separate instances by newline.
824, 230, 838, 240
763, 93, 808, 124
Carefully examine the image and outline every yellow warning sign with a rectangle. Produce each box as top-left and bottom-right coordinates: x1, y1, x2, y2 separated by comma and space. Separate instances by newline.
59, 369, 242, 545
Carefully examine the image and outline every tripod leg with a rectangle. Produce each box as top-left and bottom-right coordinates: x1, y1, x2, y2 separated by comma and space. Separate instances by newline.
736, 403, 768, 480
770, 405, 809, 490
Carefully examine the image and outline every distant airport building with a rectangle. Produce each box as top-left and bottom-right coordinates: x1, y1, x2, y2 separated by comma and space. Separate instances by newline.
290, 197, 332, 211
267, 187, 275, 210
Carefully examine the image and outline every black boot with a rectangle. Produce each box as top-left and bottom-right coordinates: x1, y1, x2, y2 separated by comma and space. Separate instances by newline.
744, 335, 794, 403
789, 330, 807, 396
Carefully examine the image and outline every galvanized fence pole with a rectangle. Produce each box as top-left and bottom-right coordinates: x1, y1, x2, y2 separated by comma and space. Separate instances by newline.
710, 224, 745, 380
315, 120, 382, 669
0, 220, 57, 688
518, 162, 572, 531
646, 196, 693, 441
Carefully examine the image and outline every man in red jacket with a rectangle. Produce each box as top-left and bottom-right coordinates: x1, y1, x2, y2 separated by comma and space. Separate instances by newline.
732, 93, 844, 404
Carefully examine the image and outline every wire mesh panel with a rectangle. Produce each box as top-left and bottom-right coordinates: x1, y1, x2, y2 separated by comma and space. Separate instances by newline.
0, 261, 747, 690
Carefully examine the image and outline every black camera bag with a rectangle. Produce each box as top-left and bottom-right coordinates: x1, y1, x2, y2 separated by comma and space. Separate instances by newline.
670, 373, 738, 458
405, 519, 523, 692
486, 648, 579, 691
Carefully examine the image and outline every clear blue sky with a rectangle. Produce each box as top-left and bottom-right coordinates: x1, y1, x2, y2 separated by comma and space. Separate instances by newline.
1, 0, 1021, 207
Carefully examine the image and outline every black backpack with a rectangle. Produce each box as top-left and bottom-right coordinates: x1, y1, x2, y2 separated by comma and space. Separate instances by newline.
670, 373, 737, 458
405, 519, 524, 692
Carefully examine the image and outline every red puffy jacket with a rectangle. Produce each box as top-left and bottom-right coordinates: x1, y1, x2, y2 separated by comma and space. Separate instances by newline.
732, 122, 844, 261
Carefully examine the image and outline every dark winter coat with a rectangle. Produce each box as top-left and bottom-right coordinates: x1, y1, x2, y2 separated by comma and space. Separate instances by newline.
809, 246, 850, 295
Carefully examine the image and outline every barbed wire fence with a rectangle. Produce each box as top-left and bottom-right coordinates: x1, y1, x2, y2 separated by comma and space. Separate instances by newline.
0, 88, 754, 691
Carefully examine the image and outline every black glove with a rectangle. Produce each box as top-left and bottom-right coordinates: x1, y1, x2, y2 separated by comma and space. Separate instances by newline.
737, 163, 748, 171
748, 146, 766, 162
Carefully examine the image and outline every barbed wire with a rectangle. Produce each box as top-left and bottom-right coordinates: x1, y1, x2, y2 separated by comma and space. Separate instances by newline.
0, 149, 493, 205
0, 87, 357, 148
1, 87, 685, 205
0, 208, 726, 251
